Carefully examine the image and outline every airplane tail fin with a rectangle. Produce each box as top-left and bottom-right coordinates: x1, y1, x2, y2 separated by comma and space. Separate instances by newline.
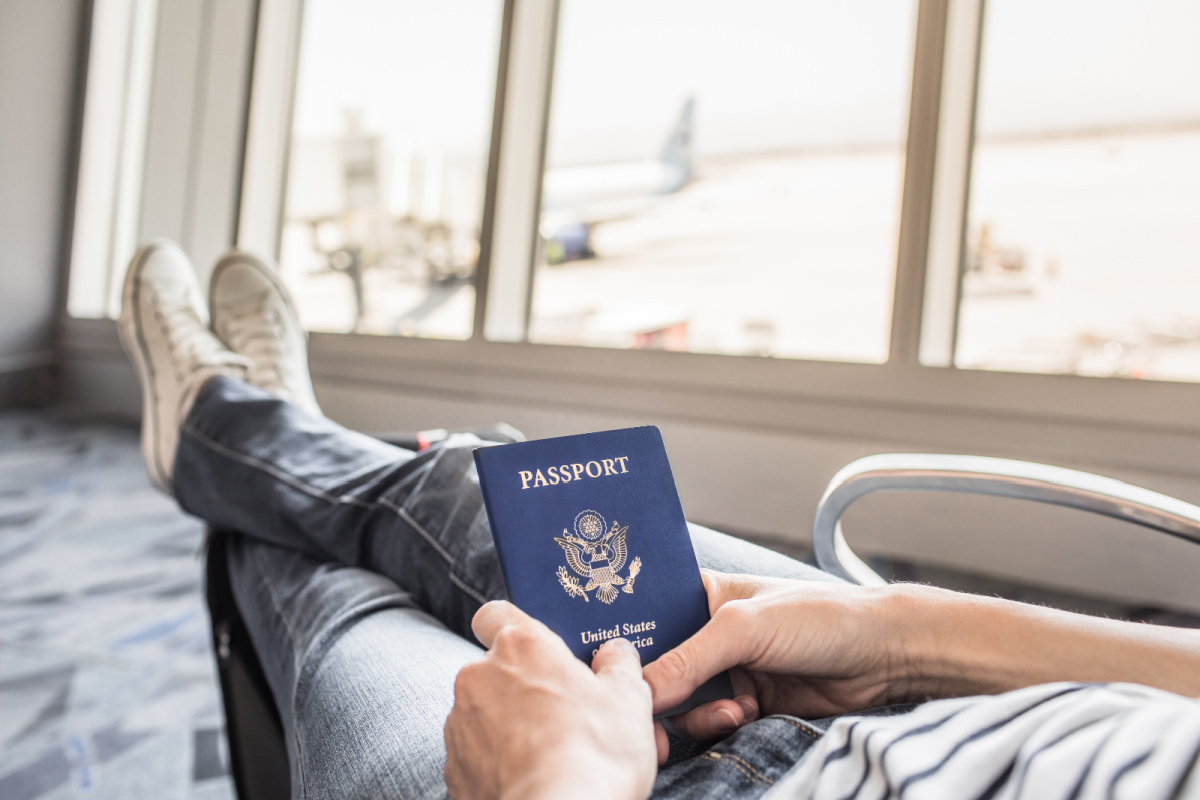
659, 96, 695, 183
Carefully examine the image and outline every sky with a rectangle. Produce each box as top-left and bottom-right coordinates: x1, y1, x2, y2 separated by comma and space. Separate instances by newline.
291, 0, 1200, 165
977, 0, 1200, 138
292, 0, 502, 150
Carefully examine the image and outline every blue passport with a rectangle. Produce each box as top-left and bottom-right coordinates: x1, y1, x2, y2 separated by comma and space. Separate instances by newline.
473, 425, 733, 717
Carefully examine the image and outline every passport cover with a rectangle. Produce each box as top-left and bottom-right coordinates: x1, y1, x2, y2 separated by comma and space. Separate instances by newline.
473, 425, 732, 716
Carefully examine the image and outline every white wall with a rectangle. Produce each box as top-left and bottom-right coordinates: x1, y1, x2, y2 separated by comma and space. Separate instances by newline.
0, 0, 87, 406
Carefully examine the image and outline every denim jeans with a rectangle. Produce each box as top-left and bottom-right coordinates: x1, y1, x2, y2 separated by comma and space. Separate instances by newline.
174, 376, 865, 799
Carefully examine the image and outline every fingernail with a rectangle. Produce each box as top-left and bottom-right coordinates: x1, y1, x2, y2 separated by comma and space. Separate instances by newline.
735, 695, 758, 720
603, 637, 639, 657
712, 707, 739, 733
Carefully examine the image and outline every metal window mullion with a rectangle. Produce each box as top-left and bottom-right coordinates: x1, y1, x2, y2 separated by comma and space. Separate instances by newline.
920, 0, 984, 367
181, 0, 259, 284
888, 0, 951, 368
480, 0, 559, 343
237, 0, 304, 259
137, 0, 256, 281
471, 0, 515, 341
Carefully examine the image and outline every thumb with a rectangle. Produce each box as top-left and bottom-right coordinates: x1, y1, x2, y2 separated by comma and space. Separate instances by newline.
644, 572, 773, 714
592, 637, 646, 689
643, 614, 746, 714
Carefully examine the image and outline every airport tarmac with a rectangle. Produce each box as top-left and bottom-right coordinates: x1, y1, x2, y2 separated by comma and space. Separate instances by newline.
280, 127, 1200, 383
959, 128, 1200, 381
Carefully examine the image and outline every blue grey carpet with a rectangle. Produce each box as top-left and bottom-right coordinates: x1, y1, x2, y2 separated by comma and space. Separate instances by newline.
0, 412, 233, 800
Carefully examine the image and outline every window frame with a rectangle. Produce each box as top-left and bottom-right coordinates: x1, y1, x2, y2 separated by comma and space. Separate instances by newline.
61, 0, 1200, 477
231, 0, 1200, 474
52, 0, 1200, 610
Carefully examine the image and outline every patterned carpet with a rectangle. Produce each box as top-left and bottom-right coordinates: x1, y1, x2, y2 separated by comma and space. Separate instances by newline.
0, 412, 233, 800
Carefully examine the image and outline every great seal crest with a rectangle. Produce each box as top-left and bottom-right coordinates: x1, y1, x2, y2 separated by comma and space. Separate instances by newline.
554, 509, 642, 604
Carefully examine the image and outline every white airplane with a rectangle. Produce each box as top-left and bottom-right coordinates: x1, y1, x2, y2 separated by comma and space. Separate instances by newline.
540, 97, 695, 263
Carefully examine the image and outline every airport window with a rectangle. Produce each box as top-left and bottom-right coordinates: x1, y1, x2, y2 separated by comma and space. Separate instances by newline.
278, 0, 502, 338
955, 0, 1200, 381
526, 0, 918, 362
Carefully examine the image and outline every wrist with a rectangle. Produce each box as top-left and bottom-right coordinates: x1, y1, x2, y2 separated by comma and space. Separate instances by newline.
502, 745, 650, 800
882, 583, 1008, 700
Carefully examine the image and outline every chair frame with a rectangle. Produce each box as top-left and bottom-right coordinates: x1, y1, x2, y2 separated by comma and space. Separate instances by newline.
206, 530, 291, 800
812, 453, 1200, 585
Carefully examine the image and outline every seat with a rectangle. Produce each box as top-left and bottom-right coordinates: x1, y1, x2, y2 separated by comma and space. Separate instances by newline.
812, 453, 1200, 586
207, 529, 290, 800
205, 425, 524, 800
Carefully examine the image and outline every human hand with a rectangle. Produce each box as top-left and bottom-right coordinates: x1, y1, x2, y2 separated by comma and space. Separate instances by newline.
444, 601, 658, 800
648, 568, 1200, 747
645, 570, 908, 741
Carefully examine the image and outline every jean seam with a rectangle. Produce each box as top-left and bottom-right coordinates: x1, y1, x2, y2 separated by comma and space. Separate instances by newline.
331, 454, 405, 487
721, 753, 775, 786
185, 422, 491, 607
182, 423, 374, 509
777, 717, 826, 740
377, 497, 453, 561
701, 752, 774, 787
448, 572, 489, 605
377, 497, 490, 606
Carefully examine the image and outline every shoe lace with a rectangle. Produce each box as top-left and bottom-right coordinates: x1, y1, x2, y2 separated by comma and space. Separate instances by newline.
219, 293, 297, 393
149, 288, 242, 381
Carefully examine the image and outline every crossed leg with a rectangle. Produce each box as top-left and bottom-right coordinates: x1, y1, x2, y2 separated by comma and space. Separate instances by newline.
120, 241, 844, 798
177, 376, 841, 799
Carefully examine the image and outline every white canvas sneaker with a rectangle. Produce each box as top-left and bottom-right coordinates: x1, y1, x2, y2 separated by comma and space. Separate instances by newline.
118, 240, 252, 493
208, 250, 321, 417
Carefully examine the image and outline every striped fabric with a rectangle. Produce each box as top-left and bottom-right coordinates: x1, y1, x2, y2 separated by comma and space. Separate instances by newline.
765, 683, 1200, 800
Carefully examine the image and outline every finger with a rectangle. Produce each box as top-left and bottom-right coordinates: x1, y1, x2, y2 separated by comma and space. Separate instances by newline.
643, 612, 755, 714
727, 666, 758, 698
470, 600, 532, 648
700, 570, 776, 615
671, 699, 744, 740
642, 573, 777, 712
735, 692, 760, 723
592, 638, 646, 689
655, 722, 670, 765
668, 693, 760, 741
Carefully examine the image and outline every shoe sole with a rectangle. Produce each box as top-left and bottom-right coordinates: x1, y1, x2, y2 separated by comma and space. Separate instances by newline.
118, 239, 177, 492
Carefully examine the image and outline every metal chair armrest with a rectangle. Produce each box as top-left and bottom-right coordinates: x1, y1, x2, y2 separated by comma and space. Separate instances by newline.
812, 454, 1200, 585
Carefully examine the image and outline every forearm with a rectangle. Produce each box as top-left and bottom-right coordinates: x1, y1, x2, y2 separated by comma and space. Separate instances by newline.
893, 584, 1200, 700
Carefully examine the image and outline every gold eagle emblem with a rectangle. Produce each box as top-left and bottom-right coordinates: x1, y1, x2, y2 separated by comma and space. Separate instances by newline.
555, 510, 641, 604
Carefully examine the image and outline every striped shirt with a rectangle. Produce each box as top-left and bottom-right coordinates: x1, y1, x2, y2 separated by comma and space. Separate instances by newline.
765, 683, 1200, 800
